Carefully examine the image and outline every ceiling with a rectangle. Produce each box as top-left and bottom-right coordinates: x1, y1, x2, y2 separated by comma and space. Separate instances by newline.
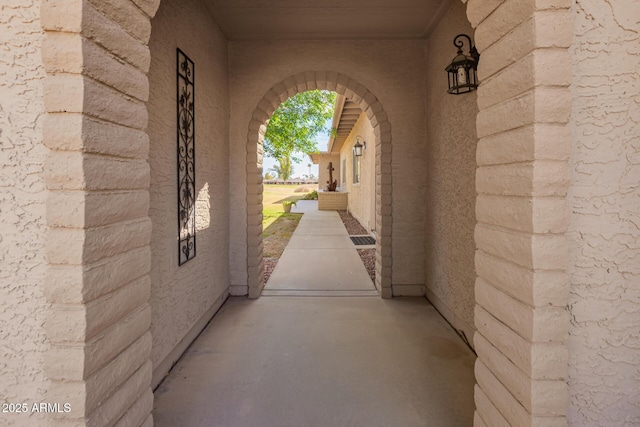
204, 0, 451, 40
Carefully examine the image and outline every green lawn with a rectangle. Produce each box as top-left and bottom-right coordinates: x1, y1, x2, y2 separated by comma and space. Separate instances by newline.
262, 184, 316, 229
262, 184, 317, 259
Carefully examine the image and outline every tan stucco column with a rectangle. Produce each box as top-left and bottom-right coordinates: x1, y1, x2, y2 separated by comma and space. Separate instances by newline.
466, 0, 573, 425
41, 0, 160, 424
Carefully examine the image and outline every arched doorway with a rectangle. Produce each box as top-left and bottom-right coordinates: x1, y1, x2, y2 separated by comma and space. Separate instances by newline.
244, 72, 393, 299
37, 0, 575, 425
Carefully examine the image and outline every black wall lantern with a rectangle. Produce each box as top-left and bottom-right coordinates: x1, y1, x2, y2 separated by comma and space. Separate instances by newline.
353, 137, 365, 157
445, 34, 480, 95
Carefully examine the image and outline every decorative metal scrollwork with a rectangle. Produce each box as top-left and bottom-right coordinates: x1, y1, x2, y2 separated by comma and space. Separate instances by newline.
177, 48, 196, 265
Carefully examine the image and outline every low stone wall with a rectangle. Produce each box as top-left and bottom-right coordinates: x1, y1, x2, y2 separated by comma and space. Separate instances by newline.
318, 191, 348, 210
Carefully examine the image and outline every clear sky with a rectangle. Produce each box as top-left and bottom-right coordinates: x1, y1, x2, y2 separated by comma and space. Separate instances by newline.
262, 121, 332, 179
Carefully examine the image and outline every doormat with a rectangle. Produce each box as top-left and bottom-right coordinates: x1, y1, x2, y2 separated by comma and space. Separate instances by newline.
350, 236, 376, 245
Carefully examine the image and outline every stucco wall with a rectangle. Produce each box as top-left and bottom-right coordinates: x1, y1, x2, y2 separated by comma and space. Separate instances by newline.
340, 113, 376, 232
229, 39, 426, 286
147, 0, 230, 381
424, 0, 478, 342
0, 1, 49, 425
567, 0, 640, 424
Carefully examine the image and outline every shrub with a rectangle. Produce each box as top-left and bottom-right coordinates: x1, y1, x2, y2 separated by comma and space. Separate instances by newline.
303, 190, 318, 200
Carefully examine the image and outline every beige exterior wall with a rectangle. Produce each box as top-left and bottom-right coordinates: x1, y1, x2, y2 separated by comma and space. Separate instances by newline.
229, 40, 426, 288
567, 0, 640, 424
1, 0, 637, 425
0, 0, 49, 425
424, 0, 478, 344
340, 113, 376, 233
147, 0, 230, 386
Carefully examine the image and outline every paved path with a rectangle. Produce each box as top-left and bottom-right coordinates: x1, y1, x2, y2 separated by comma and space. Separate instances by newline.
264, 200, 377, 296
152, 201, 476, 426
153, 297, 476, 427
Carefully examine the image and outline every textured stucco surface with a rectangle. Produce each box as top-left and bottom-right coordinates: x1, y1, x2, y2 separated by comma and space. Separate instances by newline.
147, 0, 230, 373
340, 113, 376, 232
229, 39, 426, 286
0, 0, 49, 424
567, 0, 640, 424
5, 0, 638, 424
424, 0, 478, 342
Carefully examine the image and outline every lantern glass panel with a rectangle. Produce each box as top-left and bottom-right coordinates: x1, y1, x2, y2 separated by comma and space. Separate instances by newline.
457, 67, 467, 85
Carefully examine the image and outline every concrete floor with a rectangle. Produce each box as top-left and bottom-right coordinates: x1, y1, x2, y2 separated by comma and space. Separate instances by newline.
153, 297, 476, 427
154, 203, 475, 425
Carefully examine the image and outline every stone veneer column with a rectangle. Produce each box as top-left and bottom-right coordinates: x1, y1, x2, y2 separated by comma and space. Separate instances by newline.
466, 0, 573, 426
42, 0, 159, 425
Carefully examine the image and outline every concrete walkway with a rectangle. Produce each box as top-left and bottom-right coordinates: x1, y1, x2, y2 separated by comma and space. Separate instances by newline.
264, 200, 377, 296
152, 202, 476, 426
153, 297, 476, 427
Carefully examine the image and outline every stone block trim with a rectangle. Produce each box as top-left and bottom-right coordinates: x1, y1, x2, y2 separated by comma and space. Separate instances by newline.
42, 33, 150, 102
317, 192, 348, 210
475, 333, 568, 416
476, 124, 570, 166
86, 0, 152, 44
476, 359, 566, 426
46, 246, 151, 305
476, 9, 573, 84
47, 275, 150, 343
246, 71, 393, 299
475, 250, 569, 308
47, 190, 150, 229
476, 306, 568, 381
41, 0, 156, 424
475, 384, 511, 427
83, 2, 152, 73
44, 74, 149, 130
475, 195, 568, 234
468, 0, 572, 425
476, 278, 568, 342
45, 152, 150, 191
44, 114, 150, 159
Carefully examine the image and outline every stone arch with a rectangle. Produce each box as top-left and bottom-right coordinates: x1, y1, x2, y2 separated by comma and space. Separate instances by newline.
245, 71, 392, 299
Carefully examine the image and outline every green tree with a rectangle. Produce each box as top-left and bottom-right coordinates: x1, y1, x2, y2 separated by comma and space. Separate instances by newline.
269, 157, 292, 181
264, 171, 275, 180
264, 90, 336, 164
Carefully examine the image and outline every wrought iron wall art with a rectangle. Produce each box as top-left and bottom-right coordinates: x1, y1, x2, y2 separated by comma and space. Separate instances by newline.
177, 48, 196, 265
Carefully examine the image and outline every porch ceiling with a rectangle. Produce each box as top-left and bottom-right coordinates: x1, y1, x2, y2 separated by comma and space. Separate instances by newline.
204, 0, 451, 40
329, 95, 362, 154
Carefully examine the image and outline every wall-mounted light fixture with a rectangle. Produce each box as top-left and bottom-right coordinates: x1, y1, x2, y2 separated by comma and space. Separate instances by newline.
353, 136, 366, 157
445, 34, 480, 95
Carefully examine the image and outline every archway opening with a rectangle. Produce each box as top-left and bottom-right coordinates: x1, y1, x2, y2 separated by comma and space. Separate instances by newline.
244, 72, 393, 299
260, 89, 379, 295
